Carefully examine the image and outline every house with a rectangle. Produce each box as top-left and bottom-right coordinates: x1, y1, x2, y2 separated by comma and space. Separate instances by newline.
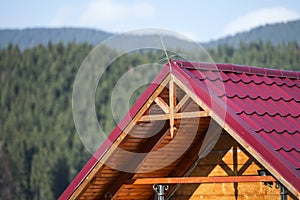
60, 60, 300, 199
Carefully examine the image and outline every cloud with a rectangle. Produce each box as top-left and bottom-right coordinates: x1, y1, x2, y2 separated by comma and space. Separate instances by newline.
50, 5, 80, 26
76, 0, 155, 30
223, 7, 300, 36
50, 0, 155, 31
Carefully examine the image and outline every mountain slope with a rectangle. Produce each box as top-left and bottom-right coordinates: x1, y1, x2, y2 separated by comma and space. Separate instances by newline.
0, 27, 112, 50
0, 19, 300, 50
205, 19, 300, 48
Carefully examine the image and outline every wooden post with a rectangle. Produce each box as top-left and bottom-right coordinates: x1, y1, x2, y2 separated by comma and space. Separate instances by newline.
169, 77, 176, 138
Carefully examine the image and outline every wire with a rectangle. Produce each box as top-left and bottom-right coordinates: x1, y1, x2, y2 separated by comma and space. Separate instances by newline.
159, 34, 172, 72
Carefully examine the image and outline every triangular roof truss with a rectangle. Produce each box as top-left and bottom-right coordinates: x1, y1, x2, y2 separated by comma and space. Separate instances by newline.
60, 62, 300, 199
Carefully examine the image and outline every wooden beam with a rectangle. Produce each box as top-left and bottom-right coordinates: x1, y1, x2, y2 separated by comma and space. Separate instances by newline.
138, 111, 210, 122
130, 176, 276, 185
175, 94, 189, 113
169, 77, 175, 138
154, 97, 169, 114
174, 111, 209, 119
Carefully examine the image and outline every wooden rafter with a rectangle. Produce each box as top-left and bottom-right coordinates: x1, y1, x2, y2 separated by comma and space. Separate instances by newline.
154, 97, 169, 113
138, 111, 210, 122
129, 176, 276, 185
175, 94, 189, 113
143, 75, 210, 138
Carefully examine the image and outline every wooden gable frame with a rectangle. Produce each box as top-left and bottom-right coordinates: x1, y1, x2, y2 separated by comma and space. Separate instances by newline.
60, 61, 299, 200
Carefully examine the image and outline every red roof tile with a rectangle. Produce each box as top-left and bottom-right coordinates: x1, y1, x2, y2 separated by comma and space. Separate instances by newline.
173, 60, 300, 193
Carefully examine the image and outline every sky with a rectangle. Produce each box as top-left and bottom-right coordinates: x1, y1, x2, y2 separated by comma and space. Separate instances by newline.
1, 0, 300, 42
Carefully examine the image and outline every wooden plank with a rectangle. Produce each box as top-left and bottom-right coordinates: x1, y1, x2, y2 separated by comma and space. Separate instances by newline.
174, 111, 209, 119
176, 182, 281, 196
175, 194, 283, 200
154, 97, 169, 113
190, 182, 279, 195
130, 176, 276, 185
169, 77, 175, 138
175, 94, 190, 113
138, 111, 210, 122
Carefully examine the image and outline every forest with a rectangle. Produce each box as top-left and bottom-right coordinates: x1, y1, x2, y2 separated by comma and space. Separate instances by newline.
0, 40, 300, 199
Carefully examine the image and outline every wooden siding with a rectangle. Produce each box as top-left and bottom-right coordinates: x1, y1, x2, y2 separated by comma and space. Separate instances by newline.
173, 132, 295, 200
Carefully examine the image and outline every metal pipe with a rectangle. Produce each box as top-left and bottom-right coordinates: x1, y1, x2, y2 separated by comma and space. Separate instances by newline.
153, 184, 169, 200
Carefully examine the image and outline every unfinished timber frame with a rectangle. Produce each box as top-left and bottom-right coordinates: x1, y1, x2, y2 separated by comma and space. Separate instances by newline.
138, 75, 209, 138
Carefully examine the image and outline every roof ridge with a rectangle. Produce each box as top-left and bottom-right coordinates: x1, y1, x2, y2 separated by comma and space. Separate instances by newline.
173, 60, 300, 79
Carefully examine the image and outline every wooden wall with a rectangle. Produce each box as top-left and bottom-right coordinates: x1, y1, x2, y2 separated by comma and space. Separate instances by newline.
172, 131, 295, 200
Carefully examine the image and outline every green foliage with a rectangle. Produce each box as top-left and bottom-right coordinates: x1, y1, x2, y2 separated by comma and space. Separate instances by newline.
0, 28, 112, 50
0, 42, 92, 199
209, 41, 300, 71
0, 40, 299, 199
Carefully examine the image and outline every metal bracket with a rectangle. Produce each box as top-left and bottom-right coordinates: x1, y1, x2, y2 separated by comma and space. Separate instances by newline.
276, 183, 288, 200
153, 184, 169, 200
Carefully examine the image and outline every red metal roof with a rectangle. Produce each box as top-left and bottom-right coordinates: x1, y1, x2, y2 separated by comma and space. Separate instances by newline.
172, 60, 300, 193
60, 61, 300, 199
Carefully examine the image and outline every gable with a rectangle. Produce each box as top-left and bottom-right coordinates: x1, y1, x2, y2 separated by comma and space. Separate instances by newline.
61, 70, 218, 199
60, 61, 300, 199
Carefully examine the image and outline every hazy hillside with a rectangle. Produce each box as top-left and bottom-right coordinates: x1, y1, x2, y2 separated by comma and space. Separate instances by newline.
1, 20, 300, 50
0, 27, 201, 51
0, 27, 112, 50
206, 19, 300, 48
